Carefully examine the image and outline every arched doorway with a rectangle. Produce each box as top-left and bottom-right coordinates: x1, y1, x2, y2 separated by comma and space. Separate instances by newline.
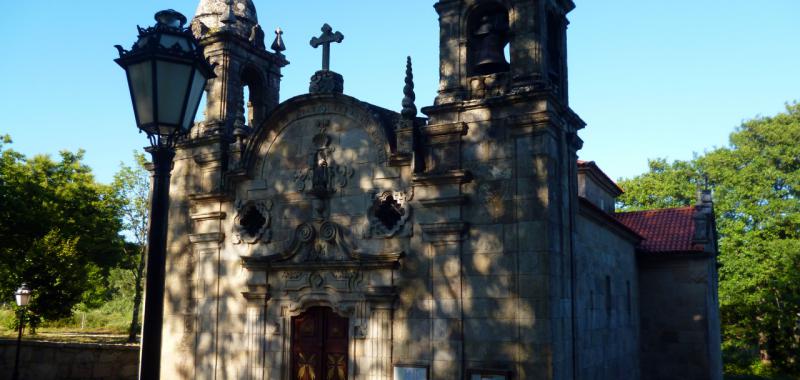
291, 307, 349, 380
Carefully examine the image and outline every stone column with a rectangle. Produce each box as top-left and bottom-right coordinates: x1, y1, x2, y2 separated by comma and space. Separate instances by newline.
242, 283, 268, 380
433, 1, 465, 105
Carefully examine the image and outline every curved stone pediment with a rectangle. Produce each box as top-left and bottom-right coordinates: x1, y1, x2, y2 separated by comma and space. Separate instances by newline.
240, 93, 398, 181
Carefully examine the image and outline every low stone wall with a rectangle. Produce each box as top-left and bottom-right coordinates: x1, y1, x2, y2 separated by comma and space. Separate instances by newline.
0, 338, 138, 380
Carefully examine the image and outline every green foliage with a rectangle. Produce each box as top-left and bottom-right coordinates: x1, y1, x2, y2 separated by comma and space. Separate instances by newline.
617, 103, 800, 375
112, 152, 150, 251
111, 152, 150, 341
616, 158, 701, 211
0, 136, 125, 325
0, 306, 16, 331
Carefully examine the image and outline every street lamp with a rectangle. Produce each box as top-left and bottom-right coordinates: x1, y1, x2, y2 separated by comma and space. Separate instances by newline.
12, 283, 31, 380
114, 9, 214, 380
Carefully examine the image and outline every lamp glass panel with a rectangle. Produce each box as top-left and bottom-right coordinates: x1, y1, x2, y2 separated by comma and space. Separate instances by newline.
127, 61, 154, 125
15, 293, 30, 307
155, 60, 192, 128
181, 68, 207, 131
159, 34, 191, 52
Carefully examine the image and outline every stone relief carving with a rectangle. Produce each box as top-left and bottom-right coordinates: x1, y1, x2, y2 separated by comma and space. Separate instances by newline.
293, 120, 354, 194
474, 165, 511, 221
280, 269, 364, 294
282, 221, 360, 263
233, 199, 273, 244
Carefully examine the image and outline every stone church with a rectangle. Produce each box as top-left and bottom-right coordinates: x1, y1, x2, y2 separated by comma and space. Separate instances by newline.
160, 0, 723, 379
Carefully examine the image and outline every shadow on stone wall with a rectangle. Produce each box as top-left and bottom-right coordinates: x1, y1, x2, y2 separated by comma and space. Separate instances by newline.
0, 339, 138, 380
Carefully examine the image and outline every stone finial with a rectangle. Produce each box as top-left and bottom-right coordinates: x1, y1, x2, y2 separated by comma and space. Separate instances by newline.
692, 189, 714, 247
401, 56, 417, 120
309, 70, 344, 94
697, 188, 713, 207
271, 27, 286, 54
395, 57, 419, 166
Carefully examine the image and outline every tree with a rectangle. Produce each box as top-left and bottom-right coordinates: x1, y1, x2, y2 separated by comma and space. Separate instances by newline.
0, 136, 125, 328
112, 152, 150, 343
617, 103, 800, 375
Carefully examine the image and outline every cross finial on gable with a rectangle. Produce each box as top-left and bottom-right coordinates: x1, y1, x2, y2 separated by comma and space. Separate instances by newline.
310, 23, 344, 71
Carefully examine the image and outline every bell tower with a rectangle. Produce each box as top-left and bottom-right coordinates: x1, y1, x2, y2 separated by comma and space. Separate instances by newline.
432, 0, 571, 104
419, 1, 584, 378
191, 0, 288, 136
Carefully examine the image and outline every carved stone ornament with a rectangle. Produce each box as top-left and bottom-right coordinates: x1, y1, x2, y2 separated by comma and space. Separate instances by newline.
233, 199, 273, 244
353, 323, 368, 339
293, 120, 354, 196
366, 190, 411, 238
280, 269, 364, 294
292, 222, 356, 262
309, 70, 344, 94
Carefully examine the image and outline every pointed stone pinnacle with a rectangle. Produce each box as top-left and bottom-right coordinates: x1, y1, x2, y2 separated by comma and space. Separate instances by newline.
401, 56, 417, 120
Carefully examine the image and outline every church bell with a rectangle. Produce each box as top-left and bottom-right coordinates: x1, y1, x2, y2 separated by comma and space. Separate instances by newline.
470, 14, 510, 76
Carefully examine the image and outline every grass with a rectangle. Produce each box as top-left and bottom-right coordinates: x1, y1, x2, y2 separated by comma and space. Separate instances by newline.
0, 329, 132, 345
0, 295, 138, 345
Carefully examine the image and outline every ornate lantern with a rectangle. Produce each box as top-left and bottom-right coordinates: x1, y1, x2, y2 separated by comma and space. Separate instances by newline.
115, 9, 215, 147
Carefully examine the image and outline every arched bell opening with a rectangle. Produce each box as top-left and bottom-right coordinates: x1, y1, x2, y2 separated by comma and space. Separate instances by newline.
467, 2, 511, 77
240, 66, 265, 128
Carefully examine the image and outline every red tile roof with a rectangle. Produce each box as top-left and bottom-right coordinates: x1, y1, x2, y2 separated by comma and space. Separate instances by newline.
615, 207, 704, 253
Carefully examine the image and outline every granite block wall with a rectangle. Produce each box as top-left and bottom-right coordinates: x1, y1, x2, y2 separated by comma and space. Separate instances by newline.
574, 212, 641, 380
0, 339, 138, 380
638, 257, 722, 380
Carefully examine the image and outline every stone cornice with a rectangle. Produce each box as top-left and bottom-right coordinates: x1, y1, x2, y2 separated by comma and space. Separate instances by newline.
422, 92, 586, 131
388, 153, 412, 166
636, 250, 715, 263
420, 222, 468, 242
412, 169, 472, 186
177, 134, 229, 150
242, 285, 270, 303
418, 195, 469, 208
188, 192, 231, 203
189, 232, 225, 244
241, 251, 404, 272
190, 211, 227, 222
199, 32, 289, 68
422, 122, 468, 137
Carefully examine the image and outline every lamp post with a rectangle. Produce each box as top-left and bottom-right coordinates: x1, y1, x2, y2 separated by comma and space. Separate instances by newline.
115, 9, 214, 380
12, 283, 31, 380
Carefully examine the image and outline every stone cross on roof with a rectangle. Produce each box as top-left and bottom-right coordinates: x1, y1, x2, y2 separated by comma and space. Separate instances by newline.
310, 23, 344, 71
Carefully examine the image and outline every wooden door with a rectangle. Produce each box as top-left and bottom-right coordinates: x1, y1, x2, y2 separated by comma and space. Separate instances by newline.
291, 307, 349, 380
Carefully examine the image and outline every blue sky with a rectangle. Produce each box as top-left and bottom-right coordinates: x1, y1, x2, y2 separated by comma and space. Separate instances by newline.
1, 1, 798, 184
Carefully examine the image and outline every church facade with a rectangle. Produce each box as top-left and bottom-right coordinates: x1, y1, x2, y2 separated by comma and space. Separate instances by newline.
159, 1, 722, 379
